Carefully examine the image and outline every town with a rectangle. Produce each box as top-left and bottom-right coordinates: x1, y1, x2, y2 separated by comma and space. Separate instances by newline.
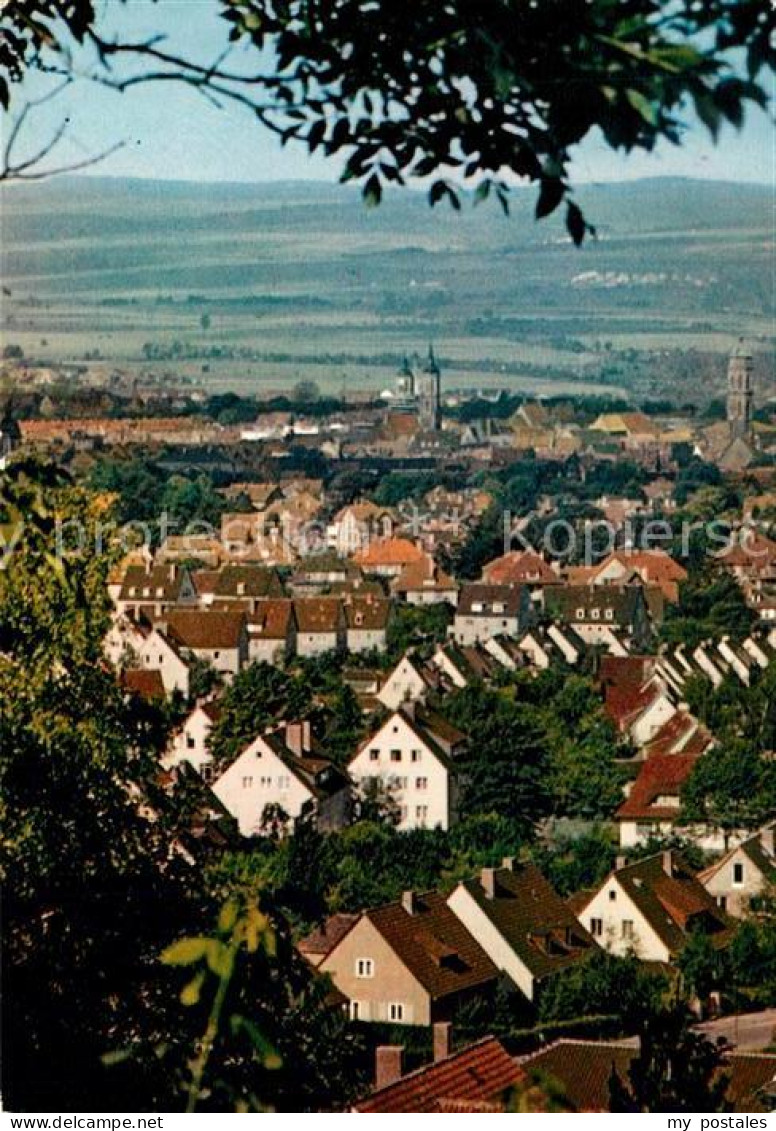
3, 334, 776, 1113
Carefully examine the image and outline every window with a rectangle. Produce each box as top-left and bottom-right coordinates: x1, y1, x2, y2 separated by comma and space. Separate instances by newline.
718, 896, 728, 911
416, 777, 428, 790
605, 608, 614, 621
733, 862, 745, 885
390, 749, 402, 762
277, 775, 290, 790
389, 1003, 404, 1022
242, 776, 253, 788
369, 748, 379, 761
411, 750, 421, 762
608, 889, 617, 901
590, 918, 603, 937
416, 805, 428, 823
214, 650, 220, 660
576, 608, 585, 620
158, 653, 164, 664
356, 958, 374, 978
350, 1002, 361, 1021
591, 608, 601, 620
260, 775, 272, 787
201, 765, 214, 784
622, 920, 635, 940
186, 734, 196, 750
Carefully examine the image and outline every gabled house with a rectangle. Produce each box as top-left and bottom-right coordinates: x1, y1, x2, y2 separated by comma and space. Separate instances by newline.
133, 625, 192, 697
327, 501, 394, 556
293, 597, 346, 656
451, 583, 531, 646
288, 552, 360, 595
164, 609, 249, 677
598, 656, 678, 748
699, 825, 776, 917
546, 585, 653, 649
116, 563, 197, 619
313, 890, 499, 1025
391, 555, 459, 606
164, 700, 222, 781
431, 641, 503, 687
378, 652, 437, 711
349, 706, 464, 830
574, 850, 733, 963
446, 860, 597, 1002
247, 598, 296, 665
344, 594, 391, 653
615, 752, 700, 847
481, 551, 559, 597
210, 565, 285, 611
354, 537, 426, 579
212, 724, 350, 836
590, 550, 687, 603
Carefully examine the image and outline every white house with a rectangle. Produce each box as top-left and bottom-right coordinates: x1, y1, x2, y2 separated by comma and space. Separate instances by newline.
446, 861, 597, 1002
699, 826, 776, 917
164, 700, 222, 781
344, 596, 391, 653
348, 707, 463, 831
247, 599, 296, 665
136, 626, 192, 697
164, 609, 249, 677
327, 502, 394, 556
293, 597, 346, 657
451, 584, 529, 646
377, 653, 434, 711
574, 851, 732, 963
212, 726, 350, 837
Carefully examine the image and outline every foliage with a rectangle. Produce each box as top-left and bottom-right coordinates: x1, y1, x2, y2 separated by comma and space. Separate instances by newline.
662, 564, 756, 648
539, 950, 668, 1031
385, 601, 452, 661
207, 661, 314, 770
682, 739, 776, 834
609, 1002, 732, 1113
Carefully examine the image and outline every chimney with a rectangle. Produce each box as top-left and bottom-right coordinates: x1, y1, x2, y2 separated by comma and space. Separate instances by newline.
433, 1022, 452, 1063
375, 1046, 403, 1091
481, 868, 497, 899
401, 890, 417, 916
762, 826, 775, 857
501, 857, 516, 871
662, 850, 673, 877
616, 855, 628, 870
284, 720, 312, 758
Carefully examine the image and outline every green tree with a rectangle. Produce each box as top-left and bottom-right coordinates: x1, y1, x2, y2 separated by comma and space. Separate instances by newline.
207, 662, 314, 770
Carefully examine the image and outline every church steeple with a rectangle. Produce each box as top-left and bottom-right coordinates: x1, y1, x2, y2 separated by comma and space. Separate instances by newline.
727, 337, 753, 441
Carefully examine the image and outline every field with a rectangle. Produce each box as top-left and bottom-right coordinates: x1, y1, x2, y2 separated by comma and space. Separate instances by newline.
1, 175, 773, 401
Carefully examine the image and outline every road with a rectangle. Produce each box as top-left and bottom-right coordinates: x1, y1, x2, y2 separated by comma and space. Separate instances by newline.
696, 1010, 776, 1050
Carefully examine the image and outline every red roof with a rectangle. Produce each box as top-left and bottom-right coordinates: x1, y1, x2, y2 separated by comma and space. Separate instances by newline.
482, 551, 558, 586
121, 669, 165, 699
616, 753, 699, 821
599, 656, 662, 730
355, 537, 426, 568
355, 1037, 523, 1113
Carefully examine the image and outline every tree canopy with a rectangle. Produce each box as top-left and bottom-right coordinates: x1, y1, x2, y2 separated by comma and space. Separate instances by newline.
2, 2, 773, 239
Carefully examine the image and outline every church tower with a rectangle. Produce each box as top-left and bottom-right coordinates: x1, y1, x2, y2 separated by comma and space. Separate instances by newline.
727, 338, 754, 441
417, 344, 441, 431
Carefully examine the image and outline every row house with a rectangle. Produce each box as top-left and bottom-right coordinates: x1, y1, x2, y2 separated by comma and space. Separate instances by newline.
699, 825, 776, 917
164, 609, 249, 677
349, 706, 465, 831
354, 536, 427, 579
545, 584, 654, 649
106, 616, 191, 697
164, 700, 222, 782
391, 555, 459, 606
115, 562, 197, 620
247, 599, 296, 664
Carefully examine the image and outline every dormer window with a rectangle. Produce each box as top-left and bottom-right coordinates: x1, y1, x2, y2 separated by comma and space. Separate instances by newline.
576, 608, 585, 619
591, 608, 601, 620
605, 608, 614, 620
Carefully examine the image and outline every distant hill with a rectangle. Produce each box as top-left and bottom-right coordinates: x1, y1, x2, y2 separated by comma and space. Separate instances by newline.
1, 176, 773, 400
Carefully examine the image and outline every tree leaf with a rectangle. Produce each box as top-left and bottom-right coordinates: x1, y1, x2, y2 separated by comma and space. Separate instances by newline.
161, 937, 212, 967
535, 177, 565, 219
626, 89, 659, 126
363, 173, 382, 207
566, 201, 587, 247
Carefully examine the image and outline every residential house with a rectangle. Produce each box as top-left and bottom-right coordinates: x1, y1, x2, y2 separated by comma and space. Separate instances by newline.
116, 563, 197, 620
615, 753, 700, 848
120, 669, 166, 701
289, 552, 360, 595
545, 585, 653, 649
293, 597, 346, 656
354, 537, 426, 579
344, 594, 391, 653
313, 891, 499, 1026
481, 551, 559, 605
209, 565, 285, 612
573, 850, 733, 963
598, 656, 678, 748
133, 624, 192, 697
451, 583, 531, 646
246, 599, 296, 665
377, 652, 438, 711
212, 723, 350, 836
164, 700, 222, 781
391, 555, 459, 606
327, 501, 394, 556
431, 641, 503, 687
349, 706, 464, 831
699, 826, 776, 917
590, 550, 687, 603
164, 609, 248, 677
446, 860, 597, 1003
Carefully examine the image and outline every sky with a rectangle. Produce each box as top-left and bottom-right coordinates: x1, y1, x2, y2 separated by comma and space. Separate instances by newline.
8, 0, 775, 186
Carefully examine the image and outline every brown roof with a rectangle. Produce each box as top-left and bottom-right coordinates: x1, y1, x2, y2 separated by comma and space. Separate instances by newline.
165, 610, 246, 650
457, 583, 525, 617
601, 851, 732, 957
365, 890, 499, 1001
482, 551, 559, 586
616, 753, 698, 821
457, 863, 597, 981
297, 913, 359, 962
214, 565, 285, 598
119, 564, 189, 602
518, 1041, 776, 1113
392, 555, 457, 595
356, 1037, 523, 1113
121, 669, 166, 699
293, 597, 343, 634
343, 595, 391, 631
355, 537, 426, 568
248, 598, 295, 639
